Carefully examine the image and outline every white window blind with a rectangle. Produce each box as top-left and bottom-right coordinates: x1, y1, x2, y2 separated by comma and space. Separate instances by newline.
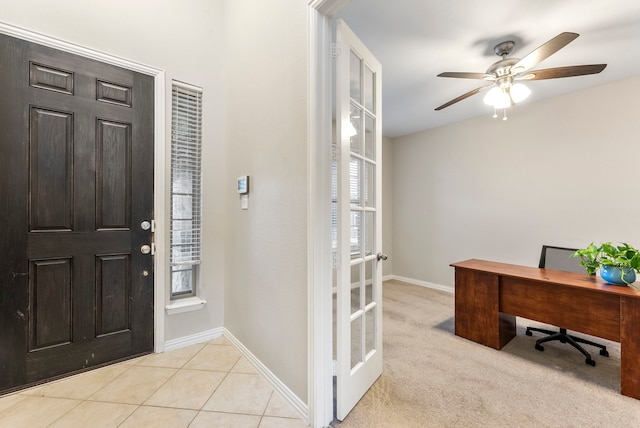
170, 82, 202, 298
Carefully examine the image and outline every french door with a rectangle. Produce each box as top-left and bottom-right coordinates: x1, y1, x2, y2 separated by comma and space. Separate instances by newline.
335, 19, 384, 421
0, 33, 155, 393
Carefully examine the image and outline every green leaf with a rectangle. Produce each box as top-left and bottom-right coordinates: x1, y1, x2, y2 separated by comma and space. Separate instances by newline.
601, 242, 617, 257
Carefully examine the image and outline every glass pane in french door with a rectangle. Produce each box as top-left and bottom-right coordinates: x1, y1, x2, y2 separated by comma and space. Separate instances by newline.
351, 315, 362, 369
364, 113, 375, 160
350, 104, 362, 154
350, 51, 362, 104
364, 65, 375, 112
364, 211, 374, 257
364, 161, 375, 208
364, 259, 374, 306
365, 308, 375, 356
350, 156, 361, 204
351, 264, 361, 315
350, 211, 361, 260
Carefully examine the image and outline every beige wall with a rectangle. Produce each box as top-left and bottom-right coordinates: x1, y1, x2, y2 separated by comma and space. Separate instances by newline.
0, 0, 226, 340
223, 0, 309, 401
391, 76, 640, 289
382, 136, 393, 277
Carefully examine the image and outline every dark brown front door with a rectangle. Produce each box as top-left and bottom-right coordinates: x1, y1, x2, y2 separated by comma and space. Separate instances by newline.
0, 33, 154, 393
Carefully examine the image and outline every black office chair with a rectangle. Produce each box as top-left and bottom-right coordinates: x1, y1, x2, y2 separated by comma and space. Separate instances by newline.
525, 245, 609, 366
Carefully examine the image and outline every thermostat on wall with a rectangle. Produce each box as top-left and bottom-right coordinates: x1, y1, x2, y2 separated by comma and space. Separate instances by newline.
237, 175, 249, 194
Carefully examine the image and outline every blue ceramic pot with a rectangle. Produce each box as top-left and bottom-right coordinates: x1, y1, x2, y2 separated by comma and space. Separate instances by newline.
600, 265, 636, 285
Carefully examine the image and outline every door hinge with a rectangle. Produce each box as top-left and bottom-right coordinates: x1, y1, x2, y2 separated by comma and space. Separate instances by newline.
331, 42, 341, 58
331, 144, 338, 163
332, 251, 340, 269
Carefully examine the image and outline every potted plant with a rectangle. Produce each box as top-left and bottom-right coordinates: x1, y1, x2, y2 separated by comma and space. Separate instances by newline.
573, 242, 640, 287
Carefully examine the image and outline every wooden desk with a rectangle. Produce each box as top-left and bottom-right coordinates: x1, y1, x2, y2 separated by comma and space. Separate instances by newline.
451, 259, 640, 400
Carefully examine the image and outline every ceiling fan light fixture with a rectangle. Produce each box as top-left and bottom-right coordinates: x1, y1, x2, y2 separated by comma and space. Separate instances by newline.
483, 86, 510, 109
510, 83, 531, 103
435, 32, 607, 117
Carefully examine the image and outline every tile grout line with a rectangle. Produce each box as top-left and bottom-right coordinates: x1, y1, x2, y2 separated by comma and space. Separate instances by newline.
116, 342, 209, 427
186, 340, 244, 427
71, 361, 143, 428
40, 396, 84, 428
2, 338, 305, 427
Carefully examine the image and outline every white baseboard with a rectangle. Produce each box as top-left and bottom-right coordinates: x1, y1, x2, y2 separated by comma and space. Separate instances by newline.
163, 327, 223, 351
223, 328, 309, 425
384, 274, 454, 294
161, 327, 308, 424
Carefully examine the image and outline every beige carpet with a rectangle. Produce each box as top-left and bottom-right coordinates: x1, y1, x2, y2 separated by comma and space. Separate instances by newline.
334, 280, 640, 428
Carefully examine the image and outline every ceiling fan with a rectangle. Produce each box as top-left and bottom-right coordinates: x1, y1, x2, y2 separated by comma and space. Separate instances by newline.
434, 32, 607, 118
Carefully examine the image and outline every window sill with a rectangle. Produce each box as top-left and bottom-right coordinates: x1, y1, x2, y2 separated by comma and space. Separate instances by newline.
165, 297, 207, 315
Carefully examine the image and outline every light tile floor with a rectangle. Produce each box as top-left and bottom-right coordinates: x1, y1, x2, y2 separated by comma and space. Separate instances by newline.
0, 336, 308, 428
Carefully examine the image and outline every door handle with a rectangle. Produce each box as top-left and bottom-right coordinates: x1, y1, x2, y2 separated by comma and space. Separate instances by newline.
377, 252, 388, 261
141, 243, 156, 255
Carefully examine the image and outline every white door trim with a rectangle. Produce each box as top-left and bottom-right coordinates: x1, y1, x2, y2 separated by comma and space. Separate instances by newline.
0, 21, 167, 354
307, 1, 350, 427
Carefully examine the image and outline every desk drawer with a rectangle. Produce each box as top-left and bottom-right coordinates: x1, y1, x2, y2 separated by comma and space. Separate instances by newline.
499, 277, 620, 341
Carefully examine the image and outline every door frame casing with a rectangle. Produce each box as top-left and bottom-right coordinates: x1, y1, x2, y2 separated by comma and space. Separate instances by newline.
0, 22, 167, 354
307, 1, 350, 427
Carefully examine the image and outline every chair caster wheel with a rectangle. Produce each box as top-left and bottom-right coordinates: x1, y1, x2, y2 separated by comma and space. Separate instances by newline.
600, 349, 609, 357
525, 330, 533, 336
586, 359, 596, 367
535, 344, 544, 352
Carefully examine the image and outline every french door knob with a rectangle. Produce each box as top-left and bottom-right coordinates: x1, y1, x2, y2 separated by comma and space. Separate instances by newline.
377, 252, 388, 261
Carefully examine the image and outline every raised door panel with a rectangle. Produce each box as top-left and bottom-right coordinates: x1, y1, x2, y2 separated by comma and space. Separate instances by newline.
28, 258, 73, 351
96, 254, 131, 336
96, 80, 132, 107
29, 107, 73, 231
29, 62, 74, 95
96, 120, 131, 230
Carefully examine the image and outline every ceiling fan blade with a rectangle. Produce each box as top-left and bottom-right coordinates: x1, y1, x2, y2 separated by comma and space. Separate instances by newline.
438, 72, 494, 80
512, 32, 579, 73
518, 64, 607, 80
435, 85, 491, 111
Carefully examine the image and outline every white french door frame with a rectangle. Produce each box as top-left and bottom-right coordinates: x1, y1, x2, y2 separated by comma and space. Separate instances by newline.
0, 22, 168, 355
307, 1, 351, 427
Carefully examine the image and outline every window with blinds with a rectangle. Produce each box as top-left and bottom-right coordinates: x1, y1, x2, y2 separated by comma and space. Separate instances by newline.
170, 82, 202, 299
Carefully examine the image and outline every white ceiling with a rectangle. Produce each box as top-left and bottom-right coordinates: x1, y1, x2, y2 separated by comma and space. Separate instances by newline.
337, 0, 640, 138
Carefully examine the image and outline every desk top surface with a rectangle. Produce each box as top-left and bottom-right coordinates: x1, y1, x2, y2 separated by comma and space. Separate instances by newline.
451, 259, 640, 298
